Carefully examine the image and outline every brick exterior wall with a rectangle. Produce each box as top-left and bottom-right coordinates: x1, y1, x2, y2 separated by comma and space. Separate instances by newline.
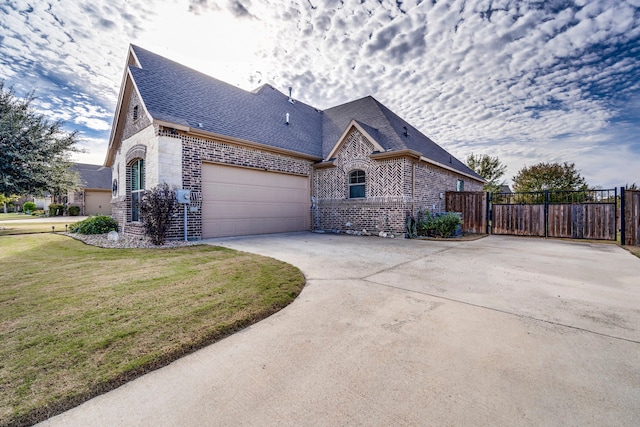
165, 128, 314, 240
312, 128, 483, 235
123, 89, 151, 141
112, 116, 482, 239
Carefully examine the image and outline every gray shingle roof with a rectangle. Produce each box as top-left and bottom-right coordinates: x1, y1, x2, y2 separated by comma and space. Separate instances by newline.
130, 45, 323, 157
128, 45, 482, 180
71, 163, 111, 189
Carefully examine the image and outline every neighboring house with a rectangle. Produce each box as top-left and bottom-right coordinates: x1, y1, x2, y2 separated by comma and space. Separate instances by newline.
67, 163, 112, 215
33, 195, 52, 212
499, 184, 513, 194
105, 45, 484, 239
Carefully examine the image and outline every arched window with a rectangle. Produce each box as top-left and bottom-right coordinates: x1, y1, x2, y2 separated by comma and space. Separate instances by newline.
349, 170, 366, 198
130, 159, 145, 221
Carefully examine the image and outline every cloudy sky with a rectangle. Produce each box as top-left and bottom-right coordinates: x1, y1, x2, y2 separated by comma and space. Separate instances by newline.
1, 0, 639, 187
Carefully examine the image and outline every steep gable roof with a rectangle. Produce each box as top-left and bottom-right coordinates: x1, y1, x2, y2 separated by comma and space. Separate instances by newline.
128, 45, 323, 157
106, 45, 482, 182
71, 163, 111, 190
322, 96, 480, 179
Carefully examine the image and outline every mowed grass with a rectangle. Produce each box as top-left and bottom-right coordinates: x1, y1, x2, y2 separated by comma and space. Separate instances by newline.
0, 213, 31, 221
0, 234, 305, 426
0, 219, 74, 236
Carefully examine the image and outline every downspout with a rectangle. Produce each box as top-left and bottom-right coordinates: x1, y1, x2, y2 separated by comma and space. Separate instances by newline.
411, 161, 415, 215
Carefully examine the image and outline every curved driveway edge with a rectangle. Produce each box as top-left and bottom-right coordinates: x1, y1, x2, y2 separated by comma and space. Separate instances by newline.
40, 233, 640, 426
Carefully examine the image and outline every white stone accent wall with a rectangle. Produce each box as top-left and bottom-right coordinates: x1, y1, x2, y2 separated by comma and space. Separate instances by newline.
152, 135, 183, 188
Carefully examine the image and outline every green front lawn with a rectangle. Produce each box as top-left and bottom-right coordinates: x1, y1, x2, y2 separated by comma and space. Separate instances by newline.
0, 213, 34, 221
0, 221, 73, 236
0, 234, 305, 426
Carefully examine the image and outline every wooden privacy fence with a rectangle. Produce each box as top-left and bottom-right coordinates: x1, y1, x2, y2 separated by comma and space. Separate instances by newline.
446, 189, 623, 242
622, 189, 640, 246
547, 203, 616, 240
492, 204, 545, 236
445, 191, 487, 234
491, 189, 618, 241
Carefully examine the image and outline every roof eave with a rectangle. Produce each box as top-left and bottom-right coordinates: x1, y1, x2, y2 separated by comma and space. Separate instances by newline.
419, 156, 486, 183
183, 126, 323, 162
370, 149, 421, 161
325, 120, 386, 161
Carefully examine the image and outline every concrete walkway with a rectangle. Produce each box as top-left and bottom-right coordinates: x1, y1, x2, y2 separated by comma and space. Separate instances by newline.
40, 234, 640, 426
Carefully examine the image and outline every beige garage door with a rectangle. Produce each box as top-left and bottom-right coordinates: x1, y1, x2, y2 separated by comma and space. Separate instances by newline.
84, 190, 112, 215
202, 163, 310, 238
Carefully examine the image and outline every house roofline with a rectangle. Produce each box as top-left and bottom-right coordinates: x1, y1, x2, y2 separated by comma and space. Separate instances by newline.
419, 156, 486, 183
325, 120, 386, 161
184, 126, 323, 162
104, 46, 153, 167
369, 149, 422, 161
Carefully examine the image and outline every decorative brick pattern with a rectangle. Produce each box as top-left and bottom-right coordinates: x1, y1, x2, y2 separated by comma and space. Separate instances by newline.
312, 127, 483, 234
122, 89, 151, 141
113, 124, 483, 239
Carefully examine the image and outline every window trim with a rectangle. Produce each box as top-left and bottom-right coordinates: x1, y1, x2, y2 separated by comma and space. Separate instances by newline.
348, 169, 366, 199
456, 179, 464, 192
130, 159, 145, 222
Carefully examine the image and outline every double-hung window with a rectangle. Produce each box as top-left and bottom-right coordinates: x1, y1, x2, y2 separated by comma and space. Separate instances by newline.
349, 170, 366, 199
131, 159, 145, 221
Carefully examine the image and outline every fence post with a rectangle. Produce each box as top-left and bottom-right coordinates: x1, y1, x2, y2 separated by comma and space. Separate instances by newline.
486, 192, 491, 235
620, 186, 626, 246
544, 190, 549, 238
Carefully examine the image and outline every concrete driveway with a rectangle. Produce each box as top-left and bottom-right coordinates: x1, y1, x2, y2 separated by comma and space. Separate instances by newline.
41, 234, 640, 426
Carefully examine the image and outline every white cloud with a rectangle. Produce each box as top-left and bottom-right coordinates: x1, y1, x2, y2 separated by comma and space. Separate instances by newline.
0, 0, 638, 187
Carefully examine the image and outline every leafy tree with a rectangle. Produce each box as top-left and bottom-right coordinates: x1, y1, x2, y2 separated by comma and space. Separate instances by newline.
140, 183, 179, 245
0, 81, 81, 198
512, 162, 588, 193
0, 193, 19, 213
625, 183, 638, 190
466, 153, 507, 193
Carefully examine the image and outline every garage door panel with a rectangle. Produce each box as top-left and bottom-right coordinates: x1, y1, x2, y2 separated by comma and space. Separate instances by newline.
202, 164, 310, 238
84, 190, 112, 216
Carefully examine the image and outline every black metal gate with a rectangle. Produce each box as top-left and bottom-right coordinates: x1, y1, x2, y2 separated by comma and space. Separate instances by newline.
490, 189, 618, 241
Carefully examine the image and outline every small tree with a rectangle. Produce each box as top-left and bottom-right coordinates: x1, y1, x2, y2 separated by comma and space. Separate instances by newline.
1, 82, 81, 198
1, 194, 18, 213
139, 183, 178, 245
466, 153, 507, 193
512, 162, 588, 193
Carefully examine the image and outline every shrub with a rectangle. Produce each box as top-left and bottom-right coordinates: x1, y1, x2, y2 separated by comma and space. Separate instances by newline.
49, 203, 64, 216
430, 213, 462, 238
140, 183, 179, 245
23, 201, 36, 213
70, 215, 118, 234
416, 211, 462, 238
67, 205, 81, 216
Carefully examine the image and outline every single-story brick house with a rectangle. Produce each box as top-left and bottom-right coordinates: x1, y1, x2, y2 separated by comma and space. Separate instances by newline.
33, 163, 112, 215
105, 45, 484, 239
67, 163, 112, 215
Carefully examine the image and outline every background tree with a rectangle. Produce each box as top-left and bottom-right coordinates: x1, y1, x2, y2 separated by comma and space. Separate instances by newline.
0, 82, 81, 198
512, 162, 588, 192
466, 153, 507, 193
0, 194, 19, 213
